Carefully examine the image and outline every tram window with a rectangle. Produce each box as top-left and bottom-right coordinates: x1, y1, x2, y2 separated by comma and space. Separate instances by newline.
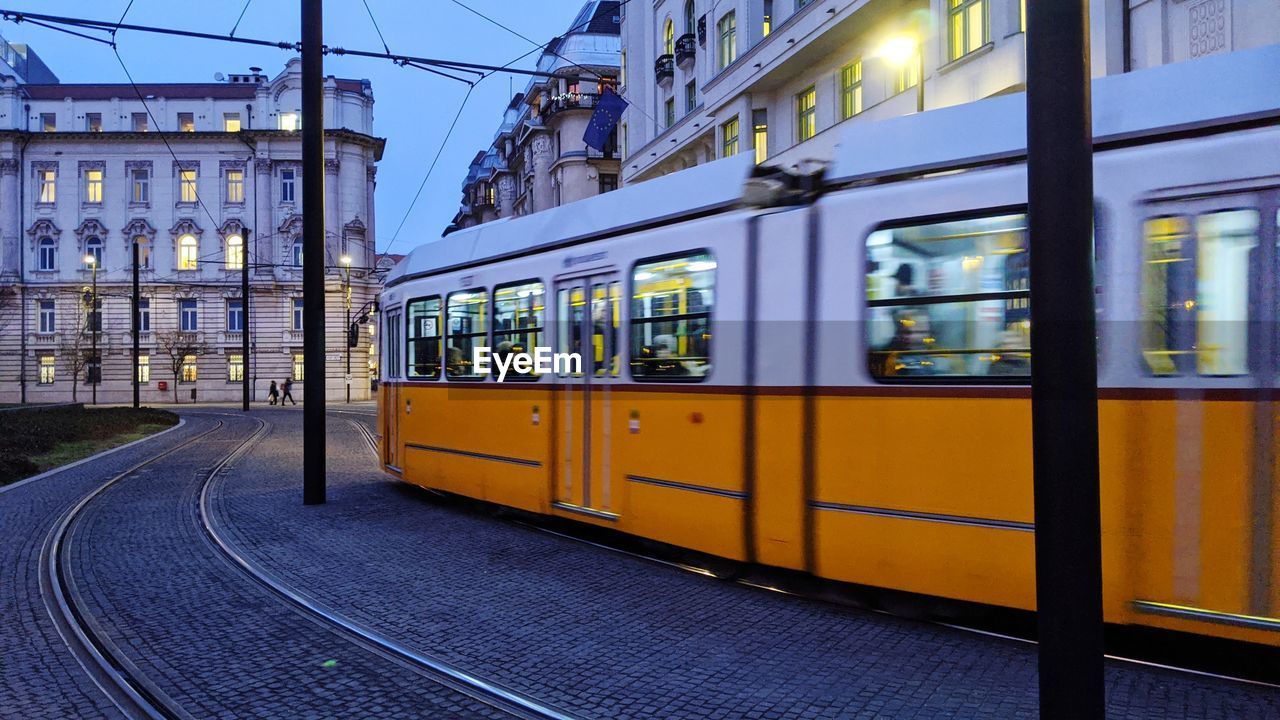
1143, 210, 1260, 377
866, 213, 1030, 380
386, 309, 402, 378
406, 296, 441, 379
630, 252, 714, 380
493, 281, 545, 380
590, 282, 621, 377
557, 286, 586, 377
446, 289, 488, 379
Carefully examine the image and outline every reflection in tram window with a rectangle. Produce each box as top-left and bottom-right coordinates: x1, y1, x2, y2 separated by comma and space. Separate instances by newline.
1142, 210, 1259, 377
406, 296, 441, 379
557, 286, 586, 377
631, 253, 714, 380
591, 282, 621, 376
446, 289, 488, 379
865, 213, 1029, 380
493, 281, 545, 380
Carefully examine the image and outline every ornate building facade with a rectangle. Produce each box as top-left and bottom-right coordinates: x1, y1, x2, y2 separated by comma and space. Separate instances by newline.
447, 0, 622, 234
619, 0, 1279, 183
0, 56, 385, 404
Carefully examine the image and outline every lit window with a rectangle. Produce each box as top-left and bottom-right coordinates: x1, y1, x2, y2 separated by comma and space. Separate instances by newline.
39, 356, 55, 384
38, 169, 56, 204
134, 237, 151, 269
841, 59, 863, 120
631, 253, 714, 380
40, 113, 55, 132
721, 116, 739, 157
38, 300, 55, 334
663, 18, 675, 55
717, 11, 737, 70
493, 282, 545, 380
227, 353, 244, 382
796, 85, 816, 142
948, 0, 989, 62
225, 235, 243, 270
85, 113, 102, 132
137, 355, 150, 383
406, 296, 442, 379
84, 237, 103, 268
178, 112, 195, 132
138, 298, 151, 331
291, 239, 303, 267
131, 168, 150, 204
223, 113, 241, 132
132, 112, 148, 132
446, 289, 488, 379
178, 234, 199, 270
38, 238, 56, 271
225, 170, 244, 203
181, 354, 198, 382
278, 112, 300, 131
763, 0, 772, 36
84, 169, 103, 204
292, 354, 305, 381
180, 299, 199, 331
180, 169, 198, 203
865, 213, 1029, 380
752, 109, 768, 164
227, 299, 244, 332
281, 168, 296, 203
1142, 210, 1260, 377
293, 298, 304, 331
893, 51, 921, 95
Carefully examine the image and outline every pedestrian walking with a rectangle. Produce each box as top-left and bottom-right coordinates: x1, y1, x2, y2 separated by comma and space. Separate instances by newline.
281, 378, 296, 405
267, 380, 279, 405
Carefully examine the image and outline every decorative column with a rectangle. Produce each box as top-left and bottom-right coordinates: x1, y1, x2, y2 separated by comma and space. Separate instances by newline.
0, 158, 19, 280
325, 158, 340, 262
254, 157, 273, 274
530, 134, 554, 213
496, 174, 515, 218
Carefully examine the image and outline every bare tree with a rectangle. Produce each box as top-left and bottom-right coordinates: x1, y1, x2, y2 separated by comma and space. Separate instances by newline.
58, 331, 93, 403
0, 284, 16, 336
157, 330, 207, 404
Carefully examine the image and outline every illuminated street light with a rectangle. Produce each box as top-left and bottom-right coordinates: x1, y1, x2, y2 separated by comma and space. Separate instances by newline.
878, 33, 924, 113
340, 254, 352, 267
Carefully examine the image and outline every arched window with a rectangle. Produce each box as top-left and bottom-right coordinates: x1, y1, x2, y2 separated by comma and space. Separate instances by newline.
84, 236, 103, 268
684, 1, 696, 33
38, 238, 56, 271
225, 234, 244, 270
133, 236, 150, 269
178, 234, 199, 270
663, 18, 674, 55
291, 238, 303, 267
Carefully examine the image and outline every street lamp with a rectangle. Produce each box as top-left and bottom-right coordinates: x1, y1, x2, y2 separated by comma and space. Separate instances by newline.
878, 33, 925, 113
340, 254, 352, 403
83, 253, 98, 405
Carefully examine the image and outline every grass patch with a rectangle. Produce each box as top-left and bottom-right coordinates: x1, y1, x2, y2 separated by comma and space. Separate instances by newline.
0, 408, 179, 486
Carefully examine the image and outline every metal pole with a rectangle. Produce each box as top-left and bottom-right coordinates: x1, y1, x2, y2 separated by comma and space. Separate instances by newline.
344, 267, 351, 404
916, 47, 924, 113
90, 264, 97, 406
1026, 3, 1104, 719
132, 241, 140, 409
242, 227, 251, 412
301, 0, 326, 505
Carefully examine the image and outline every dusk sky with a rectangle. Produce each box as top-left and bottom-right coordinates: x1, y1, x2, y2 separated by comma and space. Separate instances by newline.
1, 0, 592, 255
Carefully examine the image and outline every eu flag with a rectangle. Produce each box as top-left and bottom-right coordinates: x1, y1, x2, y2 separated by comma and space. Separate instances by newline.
583, 88, 628, 151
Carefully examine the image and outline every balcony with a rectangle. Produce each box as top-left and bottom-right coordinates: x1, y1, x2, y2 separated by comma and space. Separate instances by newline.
655, 54, 674, 87
540, 92, 600, 122
675, 34, 696, 69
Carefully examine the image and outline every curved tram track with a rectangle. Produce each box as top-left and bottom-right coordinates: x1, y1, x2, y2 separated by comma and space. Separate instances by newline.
41, 411, 589, 720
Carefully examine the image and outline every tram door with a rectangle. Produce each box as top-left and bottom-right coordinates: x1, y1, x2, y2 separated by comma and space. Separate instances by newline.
383, 307, 402, 471
554, 273, 622, 517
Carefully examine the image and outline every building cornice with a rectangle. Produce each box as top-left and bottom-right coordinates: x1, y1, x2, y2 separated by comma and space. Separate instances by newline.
0, 128, 387, 160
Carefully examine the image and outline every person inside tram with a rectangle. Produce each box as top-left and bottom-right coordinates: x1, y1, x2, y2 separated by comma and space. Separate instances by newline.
446, 346, 466, 376
987, 330, 1031, 377
648, 334, 690, 376
882, 310, 939, 376
893, 263, 920, 297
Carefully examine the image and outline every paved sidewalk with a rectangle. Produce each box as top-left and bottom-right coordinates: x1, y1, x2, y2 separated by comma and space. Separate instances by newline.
210, 412, 1280, 720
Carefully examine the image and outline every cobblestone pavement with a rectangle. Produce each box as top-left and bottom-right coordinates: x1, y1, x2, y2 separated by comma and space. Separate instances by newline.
0, 415, 204, 720
209, 409, 1280, 720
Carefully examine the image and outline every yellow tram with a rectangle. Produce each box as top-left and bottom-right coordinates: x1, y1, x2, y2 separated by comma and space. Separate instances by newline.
379, 47, 1280, 647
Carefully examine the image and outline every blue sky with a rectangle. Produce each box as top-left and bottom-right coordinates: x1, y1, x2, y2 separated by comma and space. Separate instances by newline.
2, 0, 592, 254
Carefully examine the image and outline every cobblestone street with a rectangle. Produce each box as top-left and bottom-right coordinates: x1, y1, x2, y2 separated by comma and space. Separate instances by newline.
1, 404, 1276, 718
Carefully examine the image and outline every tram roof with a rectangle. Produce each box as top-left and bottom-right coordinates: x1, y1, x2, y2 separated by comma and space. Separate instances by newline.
829, 42, 1280, 183
386, 151, 755, 285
